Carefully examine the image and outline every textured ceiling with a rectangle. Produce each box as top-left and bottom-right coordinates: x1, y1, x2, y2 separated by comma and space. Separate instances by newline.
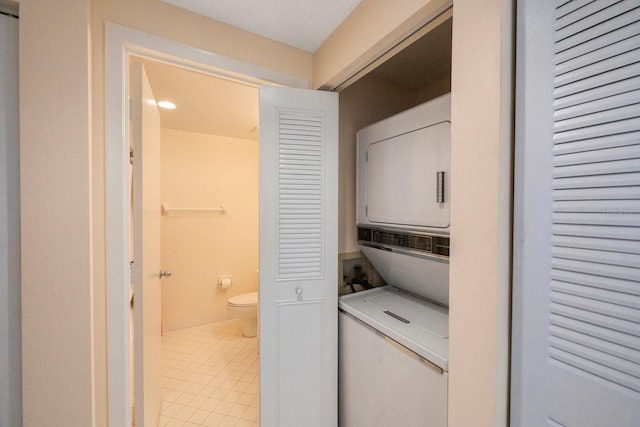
161, 0, 362, 53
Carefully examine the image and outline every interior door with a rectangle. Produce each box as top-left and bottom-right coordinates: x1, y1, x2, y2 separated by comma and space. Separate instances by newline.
259, 86, 338, 426
131, 60, 162, 427
511, 1, 640, 426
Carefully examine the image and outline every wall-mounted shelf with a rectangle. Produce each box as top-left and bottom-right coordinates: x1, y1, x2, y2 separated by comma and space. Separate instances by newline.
161, 203, 226, 216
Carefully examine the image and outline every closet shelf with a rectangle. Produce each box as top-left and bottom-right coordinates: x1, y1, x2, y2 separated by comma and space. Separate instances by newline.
161, 203, 227, 215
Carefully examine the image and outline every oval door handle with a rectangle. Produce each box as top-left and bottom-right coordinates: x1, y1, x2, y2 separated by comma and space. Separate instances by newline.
159, 270, 172, 278
437, 171, 445, 204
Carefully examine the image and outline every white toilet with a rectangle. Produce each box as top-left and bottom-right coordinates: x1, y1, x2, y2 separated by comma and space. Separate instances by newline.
227, 291, 258, 337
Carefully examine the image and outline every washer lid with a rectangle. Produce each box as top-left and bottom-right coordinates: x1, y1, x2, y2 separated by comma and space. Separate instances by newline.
228, 291, 258, 306
364, 290, 448, 338
339, 286, 449, 370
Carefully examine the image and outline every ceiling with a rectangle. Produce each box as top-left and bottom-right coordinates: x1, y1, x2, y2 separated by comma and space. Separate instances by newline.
141, 13, 452, 142
368, 18, 452, 91
141, 59, 260, 141
161, 0, 362, 53
144, 0, 360, 140
0, 0, 19, 15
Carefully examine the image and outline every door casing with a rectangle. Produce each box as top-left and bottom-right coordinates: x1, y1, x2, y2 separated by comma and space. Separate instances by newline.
104, 22, 308, 426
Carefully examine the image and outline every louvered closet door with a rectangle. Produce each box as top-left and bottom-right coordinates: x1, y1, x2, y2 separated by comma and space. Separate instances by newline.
259, 86, 338, 426
512, 1, 640, 426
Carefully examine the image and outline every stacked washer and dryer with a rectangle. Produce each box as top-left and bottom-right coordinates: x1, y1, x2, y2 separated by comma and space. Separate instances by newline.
339, 94, 451, 427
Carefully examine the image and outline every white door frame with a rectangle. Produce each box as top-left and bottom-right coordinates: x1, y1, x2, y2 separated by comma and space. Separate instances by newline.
104, 22, 308, 426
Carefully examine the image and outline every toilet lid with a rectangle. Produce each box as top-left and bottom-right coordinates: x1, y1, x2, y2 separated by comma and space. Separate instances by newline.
228, 291, 258, 307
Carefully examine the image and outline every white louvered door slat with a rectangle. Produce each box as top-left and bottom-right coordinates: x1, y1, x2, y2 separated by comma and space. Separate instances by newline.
553, 75, 640, 110
551, 315, 640, 349
557, 0, 592, 18
512, 1, 640, 426
554, 48, 640, 88
556, 15, 640, 62
555, 1, 640, 41
553, 62, 640, 99
553, 199, 640, 213
554, 89, 640, 122
259, 86, 338, 427
552, 131, 640, 154
551, 278, 640, 306
554, 143, 640, 165
555, 0, 621, 30
553, 234, 640, 254
553, 171, 640, 189
554, 186, 640, 200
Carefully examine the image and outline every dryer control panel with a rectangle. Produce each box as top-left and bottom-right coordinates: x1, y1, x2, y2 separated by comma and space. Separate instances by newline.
358, 226, 450, 258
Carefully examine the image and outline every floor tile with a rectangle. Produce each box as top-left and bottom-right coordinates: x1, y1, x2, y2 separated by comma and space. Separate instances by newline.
228, 403, 248, 418
175, 392, 195, 406
203, 411, 225, 427
218, 415, 239, 427
241, 406, 259, 422
160, 319, 259, 426
164, 418, 185, 427
188, 408, 210, 424
174, 405, 197, 422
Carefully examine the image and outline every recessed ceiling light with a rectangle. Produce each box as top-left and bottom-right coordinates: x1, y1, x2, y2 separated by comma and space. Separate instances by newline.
156, 100, 176, 110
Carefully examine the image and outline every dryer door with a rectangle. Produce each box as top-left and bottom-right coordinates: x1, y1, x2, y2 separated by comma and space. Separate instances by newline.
366, 121, 450, 229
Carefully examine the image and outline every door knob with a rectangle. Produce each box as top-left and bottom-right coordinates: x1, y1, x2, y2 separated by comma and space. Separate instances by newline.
159, 270, 172, 278
296, 287, 303, 301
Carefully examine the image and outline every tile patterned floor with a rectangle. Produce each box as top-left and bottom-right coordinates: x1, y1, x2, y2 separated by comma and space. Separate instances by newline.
158, 319, 260, 427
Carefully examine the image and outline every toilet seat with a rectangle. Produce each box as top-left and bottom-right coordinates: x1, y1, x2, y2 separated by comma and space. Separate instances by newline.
227, 291, 258, 307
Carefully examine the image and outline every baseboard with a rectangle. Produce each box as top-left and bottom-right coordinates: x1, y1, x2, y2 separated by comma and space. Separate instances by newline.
162, 312, 232, 332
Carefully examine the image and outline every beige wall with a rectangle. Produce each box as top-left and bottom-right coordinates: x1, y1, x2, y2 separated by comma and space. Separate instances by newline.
414, 74, 451, 105
93, 0, 313, 84
448, 0, 513, 426
20, 0, 94, 425
313, 0, 451, 89
160, 129, 259, 331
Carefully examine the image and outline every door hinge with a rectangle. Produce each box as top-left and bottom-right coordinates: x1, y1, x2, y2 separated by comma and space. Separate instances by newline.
365, 205, 368, 216
130, 260, 140, 286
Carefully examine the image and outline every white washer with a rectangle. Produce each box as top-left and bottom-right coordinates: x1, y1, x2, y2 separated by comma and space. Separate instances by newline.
339, 286, 448, 427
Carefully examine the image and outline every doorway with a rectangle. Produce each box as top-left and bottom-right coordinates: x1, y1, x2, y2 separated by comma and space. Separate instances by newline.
105, 23, 308, 426
134, 57, 261, 426
139, 59, 260, 331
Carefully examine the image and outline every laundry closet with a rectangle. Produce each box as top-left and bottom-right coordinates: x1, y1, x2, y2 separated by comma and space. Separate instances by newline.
337, 13, 452, 256
336, 13, 453, 427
